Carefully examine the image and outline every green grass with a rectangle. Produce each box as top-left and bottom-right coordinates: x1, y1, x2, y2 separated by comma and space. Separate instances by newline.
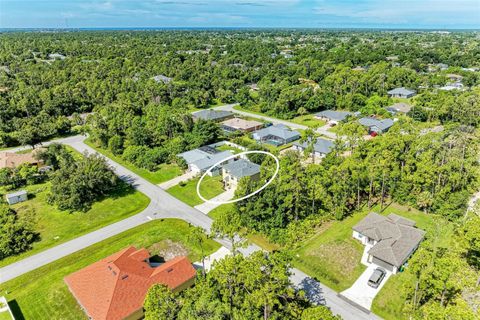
293, 213, 368, 292
208, 203, 235, 220
167, 175, 225, 207
216, 144, 243, 154
84, 138, 182, 184
0, 182, 150, 268
233, 104, 266, 117
0, 311, 12, 320
0, 219, 220, 320
290, 114, 326, 128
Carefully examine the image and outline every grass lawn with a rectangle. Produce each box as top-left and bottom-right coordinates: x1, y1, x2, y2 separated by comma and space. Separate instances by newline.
84, 138, 182, 184
167, 175, 225, 207
208, 203, 235, 220
216, 144, 243, 154
0, 311, 12, 320
233, 104, 266, 117
293, 214, 367, 292
0, 219, 220, 320
290, 114, 326, 128
0, 182, 150, 268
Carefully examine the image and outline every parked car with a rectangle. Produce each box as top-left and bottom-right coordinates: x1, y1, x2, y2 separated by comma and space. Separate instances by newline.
367, 267, 386, 288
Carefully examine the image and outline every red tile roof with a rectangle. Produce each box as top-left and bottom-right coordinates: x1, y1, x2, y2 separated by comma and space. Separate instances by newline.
64, 246, 196, 320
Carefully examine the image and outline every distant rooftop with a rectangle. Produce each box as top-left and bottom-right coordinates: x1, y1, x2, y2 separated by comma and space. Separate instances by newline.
358, 117, 394, 131
253, 124, 300, 140
315, 110, 352, 122
294, 138, 335, 155
387, 87, 416, 95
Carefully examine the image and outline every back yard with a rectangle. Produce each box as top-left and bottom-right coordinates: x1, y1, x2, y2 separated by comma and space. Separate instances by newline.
0, 219, 220, 320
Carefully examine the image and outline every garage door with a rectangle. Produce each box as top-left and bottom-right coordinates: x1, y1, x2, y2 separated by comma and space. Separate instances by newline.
372, 257, 395, 272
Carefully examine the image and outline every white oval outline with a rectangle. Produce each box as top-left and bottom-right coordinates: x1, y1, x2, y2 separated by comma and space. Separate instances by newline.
196, 150, 279, 205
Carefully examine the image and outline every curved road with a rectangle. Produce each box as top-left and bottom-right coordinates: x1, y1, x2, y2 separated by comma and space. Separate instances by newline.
0, 135, 379, 320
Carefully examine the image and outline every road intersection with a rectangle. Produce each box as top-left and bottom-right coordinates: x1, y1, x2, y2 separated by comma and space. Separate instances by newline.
0, 134, 380, 320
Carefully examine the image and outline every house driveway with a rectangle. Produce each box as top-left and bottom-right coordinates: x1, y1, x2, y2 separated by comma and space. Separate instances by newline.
158, 171, 196, 189
194, 188, 236, 214
340, 263, 392, 310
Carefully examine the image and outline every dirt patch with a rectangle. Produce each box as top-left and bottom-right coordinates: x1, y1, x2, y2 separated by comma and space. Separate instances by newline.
307, 240, 361, 277
148, 239, 189, 261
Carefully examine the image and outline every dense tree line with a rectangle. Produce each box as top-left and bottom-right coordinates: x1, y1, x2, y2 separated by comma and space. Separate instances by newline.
144, 251, 340, 320
1, 31, 479, 148
232, 121, 479, 243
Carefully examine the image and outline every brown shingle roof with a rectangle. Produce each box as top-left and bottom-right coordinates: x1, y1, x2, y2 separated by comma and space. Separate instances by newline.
353, 212, 425, 268
64, 246, 196, 320
0, 150, 42, 169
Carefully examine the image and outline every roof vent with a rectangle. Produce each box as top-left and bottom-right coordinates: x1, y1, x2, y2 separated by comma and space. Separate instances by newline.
167, 268, 174, 273
121, 275, 129, 280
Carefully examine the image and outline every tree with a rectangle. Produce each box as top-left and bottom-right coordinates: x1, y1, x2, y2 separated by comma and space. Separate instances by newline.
48, 153, 119, 211
143, 284, 179, 320
188, 226, 208, 277
301, 306, 341, 320
0, 204, 38, 260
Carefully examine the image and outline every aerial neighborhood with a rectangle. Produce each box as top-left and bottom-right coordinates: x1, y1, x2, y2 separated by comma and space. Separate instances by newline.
0, 24, 479, 320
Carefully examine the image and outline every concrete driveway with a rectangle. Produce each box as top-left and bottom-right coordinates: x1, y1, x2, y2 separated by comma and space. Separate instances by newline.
194, 188, 235, 214
340, 264, 392, 310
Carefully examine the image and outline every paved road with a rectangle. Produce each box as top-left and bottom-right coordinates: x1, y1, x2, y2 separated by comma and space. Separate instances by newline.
213, 104, 338, 140
0, 134, 380, 320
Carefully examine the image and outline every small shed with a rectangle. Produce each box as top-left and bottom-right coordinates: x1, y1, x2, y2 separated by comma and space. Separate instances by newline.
6, 190, 28, 205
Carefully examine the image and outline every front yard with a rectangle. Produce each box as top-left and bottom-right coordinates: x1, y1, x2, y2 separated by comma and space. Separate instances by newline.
0, 182, 150, 268
167, 175, 225, 207
84, 138, 183, 184
0, 219, 220, 320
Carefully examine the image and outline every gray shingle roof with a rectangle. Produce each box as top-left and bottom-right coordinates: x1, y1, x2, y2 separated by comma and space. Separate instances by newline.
294, 138, 335, 155
222, 159, 261, 179
387, 87, 416, 96
253, 124, 300, 141
193, 150, 233, 171
315, 110, 352, 122
192, 109, 233, 121
353, 212, 425, 268
358, 117, 394, 131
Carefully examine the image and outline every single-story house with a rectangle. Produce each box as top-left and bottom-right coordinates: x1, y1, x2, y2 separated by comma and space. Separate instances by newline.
252, 124, 300, 146
6, 190, 27, 205
292, 138, 335, 159
222, 159, 261, 189
387, 87, 416, 99
221, 118, 264, 133
65, 246, 196, 320
151, 74, 173, 84
385, 102, 412, 115
48, 53, 66, 60
352, 212, 425, 273
315, 110, 352, 125
0, 150, 43, 169
178, 146, 233, 176
192, 109, 234, 122
358, 117, 394, 135
439, 82, 464, 91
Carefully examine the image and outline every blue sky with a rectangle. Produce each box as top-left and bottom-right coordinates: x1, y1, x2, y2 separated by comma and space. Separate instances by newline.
1, 0, 479, 29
